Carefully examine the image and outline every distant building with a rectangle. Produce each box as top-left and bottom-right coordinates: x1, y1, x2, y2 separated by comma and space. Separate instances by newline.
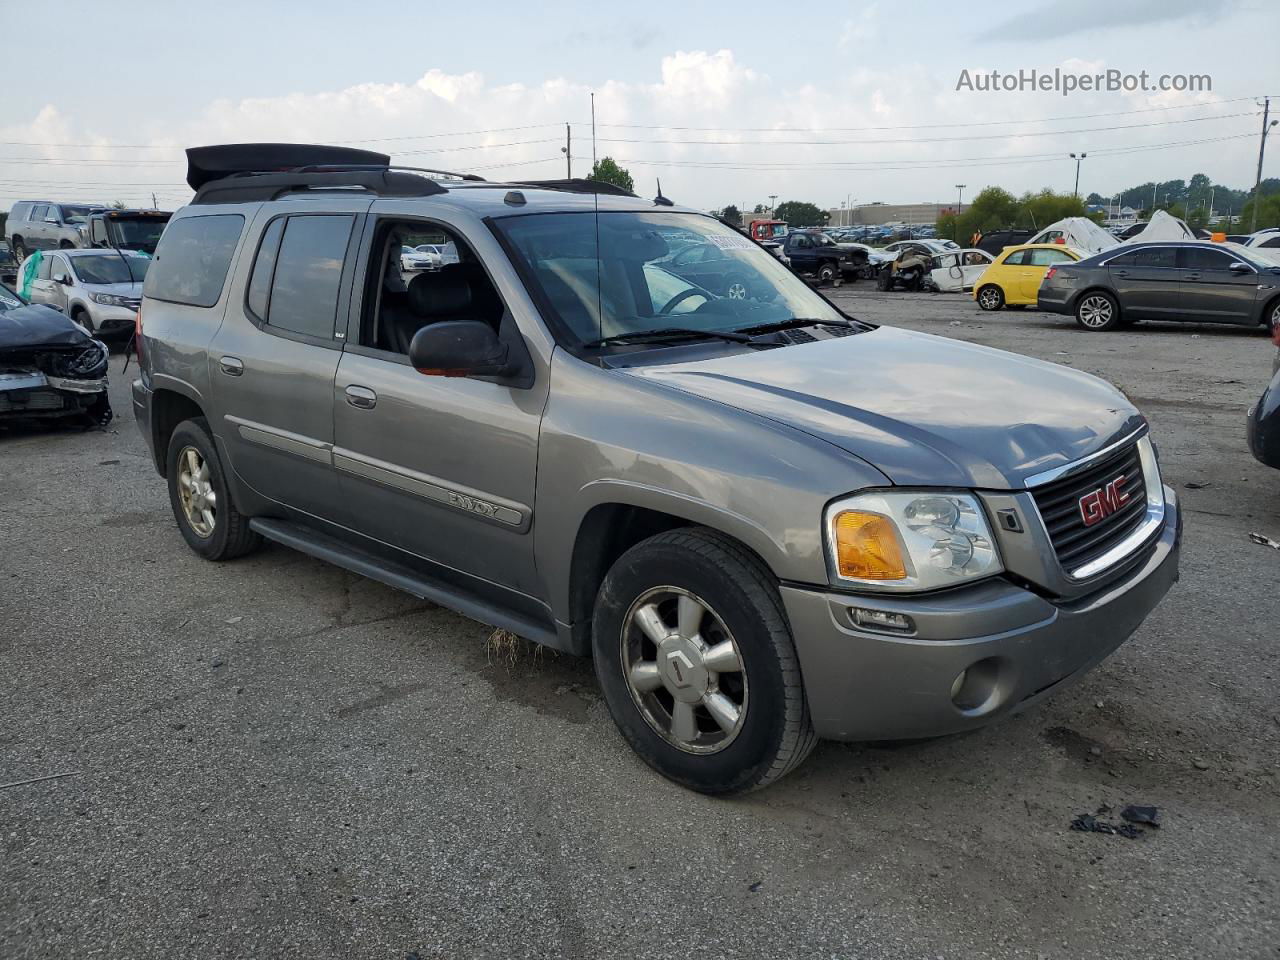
827, 202, 951, 227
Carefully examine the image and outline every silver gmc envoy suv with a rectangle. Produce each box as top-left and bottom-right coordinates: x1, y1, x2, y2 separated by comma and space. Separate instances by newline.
133, 145, 1181, 794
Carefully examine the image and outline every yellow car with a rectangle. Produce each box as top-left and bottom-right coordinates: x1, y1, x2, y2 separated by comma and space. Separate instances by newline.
973, 243, 1082, 310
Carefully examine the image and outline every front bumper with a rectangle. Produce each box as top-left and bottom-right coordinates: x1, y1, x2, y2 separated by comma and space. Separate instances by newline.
87, 302, 138, 333
781, 487, 1181, 741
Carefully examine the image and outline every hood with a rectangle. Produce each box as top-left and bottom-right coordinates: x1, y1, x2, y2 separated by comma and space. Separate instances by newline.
82, 280, 143, 297
0, 303, 94, 350
628, 327, 1144, 489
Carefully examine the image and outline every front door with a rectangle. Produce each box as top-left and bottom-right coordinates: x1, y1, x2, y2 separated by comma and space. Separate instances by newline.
209, 206, 365, 522
1177, 246, 1259, 324
1104, 246, 1179, 319
45, 254, 73, 313
331, 212, 547, 600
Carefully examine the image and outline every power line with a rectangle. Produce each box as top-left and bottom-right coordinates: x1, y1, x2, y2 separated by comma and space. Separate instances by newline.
590, 112, 1254, 148
577, 95, 1270, 133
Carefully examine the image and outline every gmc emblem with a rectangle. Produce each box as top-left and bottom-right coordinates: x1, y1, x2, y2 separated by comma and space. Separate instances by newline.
1078, 474, 1131, 527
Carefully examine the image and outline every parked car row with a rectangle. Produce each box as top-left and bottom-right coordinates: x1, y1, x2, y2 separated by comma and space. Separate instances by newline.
4, 200, 171, 260
18, 249, 150, 336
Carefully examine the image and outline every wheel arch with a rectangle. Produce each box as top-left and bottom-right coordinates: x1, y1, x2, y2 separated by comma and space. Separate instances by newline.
1071, 285, 1122, 319
565, 495, 784, 657
150, 386, 207, 478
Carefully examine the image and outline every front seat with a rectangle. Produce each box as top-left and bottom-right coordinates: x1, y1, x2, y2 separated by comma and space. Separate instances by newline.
389, 270, 475, 354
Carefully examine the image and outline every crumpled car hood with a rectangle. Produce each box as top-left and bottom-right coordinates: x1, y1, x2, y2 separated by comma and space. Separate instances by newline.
627, 326, 1144, 490
0, 303, 94, 350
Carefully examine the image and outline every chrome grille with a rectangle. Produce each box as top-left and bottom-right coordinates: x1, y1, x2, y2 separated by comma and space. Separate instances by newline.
1031, 442, 1147, 572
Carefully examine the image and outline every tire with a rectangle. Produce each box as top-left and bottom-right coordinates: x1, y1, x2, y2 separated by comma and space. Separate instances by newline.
165, 418, 261, 561
592, 528, 817, 795
1264, 297, 1280, 336
11, 237, 25, 261
71, 308, 93, 333
816, 262, 837, 283
976, 284, 1004, 311
1075, 290, 1121, 331
59, 240, 74, 249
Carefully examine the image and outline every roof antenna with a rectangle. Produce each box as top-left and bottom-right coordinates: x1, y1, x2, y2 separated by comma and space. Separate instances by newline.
653, 178, 673, 207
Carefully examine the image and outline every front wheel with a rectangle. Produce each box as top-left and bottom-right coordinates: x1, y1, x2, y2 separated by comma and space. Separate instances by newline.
1075, 291, 1121, 331
976, 284, 1004, 311
592, 528, 816, 795
166, 418, 261, 561
816, 262, 837, 283
1265, 298, 1280, 336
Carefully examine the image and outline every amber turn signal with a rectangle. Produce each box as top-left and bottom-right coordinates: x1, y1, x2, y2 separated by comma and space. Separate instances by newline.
832, 510, 908, 580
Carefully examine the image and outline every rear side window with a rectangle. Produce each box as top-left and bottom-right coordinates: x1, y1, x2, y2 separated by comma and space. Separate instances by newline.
246, 218, 285, 321
144, 214, 244, 308
1107, 247, 1175, 268
251, 214, 353, 339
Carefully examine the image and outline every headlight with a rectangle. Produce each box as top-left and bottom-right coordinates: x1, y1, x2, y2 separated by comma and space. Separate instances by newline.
825, 491, 1002, 591
90, 293, 131, 306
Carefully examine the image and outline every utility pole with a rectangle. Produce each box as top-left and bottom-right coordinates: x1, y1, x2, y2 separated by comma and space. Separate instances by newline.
1070, 152, 1086, 199
1249, 97, 1275, 234
562, 123, 572, 179
590, 93, 597, 172
151, 192, 157, 209
768, 194, 778, 217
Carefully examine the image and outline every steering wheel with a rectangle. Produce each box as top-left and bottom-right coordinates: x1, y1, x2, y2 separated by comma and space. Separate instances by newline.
658, 288, 707, 315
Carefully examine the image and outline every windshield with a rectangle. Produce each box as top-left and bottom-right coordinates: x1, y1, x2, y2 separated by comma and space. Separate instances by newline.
495, 211, 846, 349
111, 218, 167, 249
71, 256, 149, 285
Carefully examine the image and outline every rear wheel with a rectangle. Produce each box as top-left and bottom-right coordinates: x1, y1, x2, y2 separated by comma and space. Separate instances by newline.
166, 418, 261, 561
592, 529, 816, 795
1076, 291, 1121, 331
11, 238, 26, 260
976, 284, 1004, 311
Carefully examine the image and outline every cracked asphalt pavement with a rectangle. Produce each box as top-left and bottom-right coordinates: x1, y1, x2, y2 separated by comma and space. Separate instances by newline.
2, 288, 1278, 959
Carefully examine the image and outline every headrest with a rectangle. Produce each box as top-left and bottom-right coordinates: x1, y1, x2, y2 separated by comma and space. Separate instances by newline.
408, 270, 471, 317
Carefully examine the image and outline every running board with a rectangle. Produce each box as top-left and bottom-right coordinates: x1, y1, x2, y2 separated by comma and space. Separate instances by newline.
249, 517, 558, 647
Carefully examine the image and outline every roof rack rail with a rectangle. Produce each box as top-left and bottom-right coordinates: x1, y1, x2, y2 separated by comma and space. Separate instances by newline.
516, 178, 637, 198
185, 143, 487, 205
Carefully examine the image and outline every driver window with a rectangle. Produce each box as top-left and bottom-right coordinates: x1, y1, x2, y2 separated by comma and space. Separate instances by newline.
358, 219, 507, 357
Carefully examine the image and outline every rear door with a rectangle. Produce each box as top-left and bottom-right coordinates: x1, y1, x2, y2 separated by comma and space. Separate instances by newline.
45, 253, 73, 312
1177, 246, 1259, 324
209, 203, 367, 523
27, 205, 50, 249
1022, 247, 1078, 301
1103, 246, 1179, 318
26, 252, 55, 304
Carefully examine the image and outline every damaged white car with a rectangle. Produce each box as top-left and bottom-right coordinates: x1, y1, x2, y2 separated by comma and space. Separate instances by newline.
925, 248, 994, 293
0, 280, 111, 425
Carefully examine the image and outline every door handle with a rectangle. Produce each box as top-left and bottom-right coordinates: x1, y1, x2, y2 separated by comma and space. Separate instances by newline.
345, 385, 377, 409
1112, 270, 1129, 277
219, 356, 244, 376
1184, 274, 1200, 281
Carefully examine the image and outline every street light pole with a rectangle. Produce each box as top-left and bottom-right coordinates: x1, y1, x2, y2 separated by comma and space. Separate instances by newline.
1249, 97, 1275, 234
768, 194, 778, 218
1070, 152, 1087, 199
954, 185, 965, 241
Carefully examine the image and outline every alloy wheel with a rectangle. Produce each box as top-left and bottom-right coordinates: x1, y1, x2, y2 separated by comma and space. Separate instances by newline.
1078, 295, 1114, 328
176, 445, 217, 538
978, 287, 1002, 310
620, 586, 748, 754
726, 281, 748, 300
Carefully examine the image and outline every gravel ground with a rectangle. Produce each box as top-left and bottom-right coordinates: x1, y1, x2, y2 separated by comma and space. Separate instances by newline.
2, 289, 1278, 960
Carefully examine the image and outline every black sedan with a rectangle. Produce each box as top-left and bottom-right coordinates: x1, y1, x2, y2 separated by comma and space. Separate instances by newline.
1247, 330, 1280, 470
1037, 242, 1280, 334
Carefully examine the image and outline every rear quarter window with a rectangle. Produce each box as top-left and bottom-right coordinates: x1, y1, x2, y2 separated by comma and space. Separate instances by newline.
144, 214, 245, 308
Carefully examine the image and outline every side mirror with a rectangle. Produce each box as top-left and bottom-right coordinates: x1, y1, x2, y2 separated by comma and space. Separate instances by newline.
409, 321, 510, 378
53, 273, 71, 285
45, 217, 60, 224
1228, 261, 1252, 275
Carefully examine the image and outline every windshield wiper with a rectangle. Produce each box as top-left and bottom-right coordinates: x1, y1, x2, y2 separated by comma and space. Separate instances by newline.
731, 317, 855, 336
583, 326, 753, 348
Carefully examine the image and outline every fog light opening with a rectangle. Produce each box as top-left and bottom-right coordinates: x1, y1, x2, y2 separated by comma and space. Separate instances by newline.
950, 657, 1006, 715
848, 606, 916, 634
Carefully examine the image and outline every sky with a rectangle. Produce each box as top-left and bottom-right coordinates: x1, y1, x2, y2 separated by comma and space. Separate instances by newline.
1, 0, 1276, 213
